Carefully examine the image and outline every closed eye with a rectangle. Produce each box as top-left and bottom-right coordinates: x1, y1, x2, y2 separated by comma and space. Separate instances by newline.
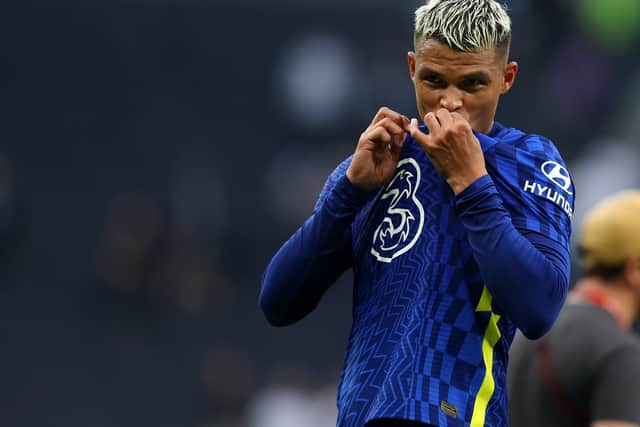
423, 73, 446, 87
459, 77, 488, 92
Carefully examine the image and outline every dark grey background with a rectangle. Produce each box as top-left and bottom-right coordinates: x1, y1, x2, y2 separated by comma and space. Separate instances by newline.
0, 0, 638, 426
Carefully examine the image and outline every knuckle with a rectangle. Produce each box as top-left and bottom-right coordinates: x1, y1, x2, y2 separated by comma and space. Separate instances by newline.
373, 119, 387, 131
376, 128, 389, 140
359, 130, 371, 142
387, 119, 401, 130
451, 122, 466, 134
383, 118, 400, 131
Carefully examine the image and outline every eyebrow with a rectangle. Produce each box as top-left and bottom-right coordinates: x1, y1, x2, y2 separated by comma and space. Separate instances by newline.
419, 67, 491, 82
460, 71, 491, 82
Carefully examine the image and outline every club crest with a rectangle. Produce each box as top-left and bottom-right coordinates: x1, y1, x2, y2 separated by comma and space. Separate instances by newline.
371, 158, 424, 263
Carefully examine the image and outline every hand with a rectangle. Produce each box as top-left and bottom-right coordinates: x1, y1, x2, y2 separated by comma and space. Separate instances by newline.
409, 109, 487, 195
346, 107, 410, 192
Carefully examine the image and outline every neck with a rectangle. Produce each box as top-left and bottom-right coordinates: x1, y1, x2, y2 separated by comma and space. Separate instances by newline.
570, 278, 638, 329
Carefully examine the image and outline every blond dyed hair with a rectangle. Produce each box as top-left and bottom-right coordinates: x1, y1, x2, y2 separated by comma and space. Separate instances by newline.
414, 0, 512, 53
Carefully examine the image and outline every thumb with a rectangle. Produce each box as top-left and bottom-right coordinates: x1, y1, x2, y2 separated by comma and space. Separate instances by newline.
409, 118, 430, 148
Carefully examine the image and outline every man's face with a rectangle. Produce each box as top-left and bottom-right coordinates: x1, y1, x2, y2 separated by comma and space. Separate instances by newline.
408, 38, 518, 134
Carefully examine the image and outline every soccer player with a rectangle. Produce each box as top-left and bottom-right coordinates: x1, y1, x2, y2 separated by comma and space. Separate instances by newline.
260, 1, 574, 426
508, 191, 640, 427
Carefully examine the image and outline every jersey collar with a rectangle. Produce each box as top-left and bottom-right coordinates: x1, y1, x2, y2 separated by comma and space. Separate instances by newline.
473, 121, 503, 153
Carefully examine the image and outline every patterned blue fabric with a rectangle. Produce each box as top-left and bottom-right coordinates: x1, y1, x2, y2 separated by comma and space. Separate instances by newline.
313, 123, 574, 427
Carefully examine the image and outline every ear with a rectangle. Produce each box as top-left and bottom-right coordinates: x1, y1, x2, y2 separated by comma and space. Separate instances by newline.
625, 257, 640, 289
501, 61, 518, 94
408, 51, 417, 82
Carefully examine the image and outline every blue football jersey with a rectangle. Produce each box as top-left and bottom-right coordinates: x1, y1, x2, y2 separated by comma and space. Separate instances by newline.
316, 122, 574, 427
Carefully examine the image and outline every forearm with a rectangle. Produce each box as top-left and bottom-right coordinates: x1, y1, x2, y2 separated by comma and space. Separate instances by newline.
456, 175, 569, 339
260, 175, 372, 326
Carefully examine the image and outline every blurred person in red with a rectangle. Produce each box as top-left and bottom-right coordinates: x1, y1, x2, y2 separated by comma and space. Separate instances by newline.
508, 190, 640, 427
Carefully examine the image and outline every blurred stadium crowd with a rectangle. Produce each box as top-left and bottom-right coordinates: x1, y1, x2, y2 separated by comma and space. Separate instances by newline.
0, 0, 639, 426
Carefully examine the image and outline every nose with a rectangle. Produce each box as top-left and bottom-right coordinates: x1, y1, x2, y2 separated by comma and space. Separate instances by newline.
439, 87, 463, 112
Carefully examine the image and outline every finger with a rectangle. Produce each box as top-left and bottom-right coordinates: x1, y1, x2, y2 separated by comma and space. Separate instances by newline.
374, 117, 406, 137
435, 108, 453, 128
424, 112, 440, 136
450, 111, 466, 122
370, 107, 401, 126
449, 112, 473, 135
390, 132, 407, 159
369, 107, 411, 131
409, 118, 431, 149
363, 125, 392, 147
373, 119, 409, 154
400, 115, 411, 132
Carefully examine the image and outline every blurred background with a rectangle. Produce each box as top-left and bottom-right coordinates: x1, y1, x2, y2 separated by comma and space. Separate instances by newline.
0, 0, 639, 426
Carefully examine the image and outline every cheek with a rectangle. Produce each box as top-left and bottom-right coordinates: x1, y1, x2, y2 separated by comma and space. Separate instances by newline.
462, 93, 500, 131
467, 94, 499, 117
416, 86, 438, 107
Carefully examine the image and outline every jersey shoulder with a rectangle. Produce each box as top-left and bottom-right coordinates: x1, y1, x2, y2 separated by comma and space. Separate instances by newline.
493, 124, 565, 162
484, 124, 575, 239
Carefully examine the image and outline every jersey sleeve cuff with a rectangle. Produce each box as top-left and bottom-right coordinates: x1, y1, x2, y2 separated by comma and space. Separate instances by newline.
455, 175, 497, 203
454, 174, 510, 227
327, 174, 377, 212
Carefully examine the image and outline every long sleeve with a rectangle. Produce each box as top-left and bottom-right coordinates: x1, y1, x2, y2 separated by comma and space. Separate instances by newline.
456, 175, 570, 339
260, 175, 373, 326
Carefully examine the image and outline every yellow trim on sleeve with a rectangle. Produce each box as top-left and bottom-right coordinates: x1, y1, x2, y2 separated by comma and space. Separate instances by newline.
470, 286, 502, 427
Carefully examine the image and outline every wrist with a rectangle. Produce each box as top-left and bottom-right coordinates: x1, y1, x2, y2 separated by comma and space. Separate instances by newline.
447, 171, 488, 196
346, 167, 377, 193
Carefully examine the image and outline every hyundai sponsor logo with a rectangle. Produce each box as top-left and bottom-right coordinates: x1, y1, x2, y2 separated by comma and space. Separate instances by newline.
522, 180, 573, 218
541, 161, 573, 195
